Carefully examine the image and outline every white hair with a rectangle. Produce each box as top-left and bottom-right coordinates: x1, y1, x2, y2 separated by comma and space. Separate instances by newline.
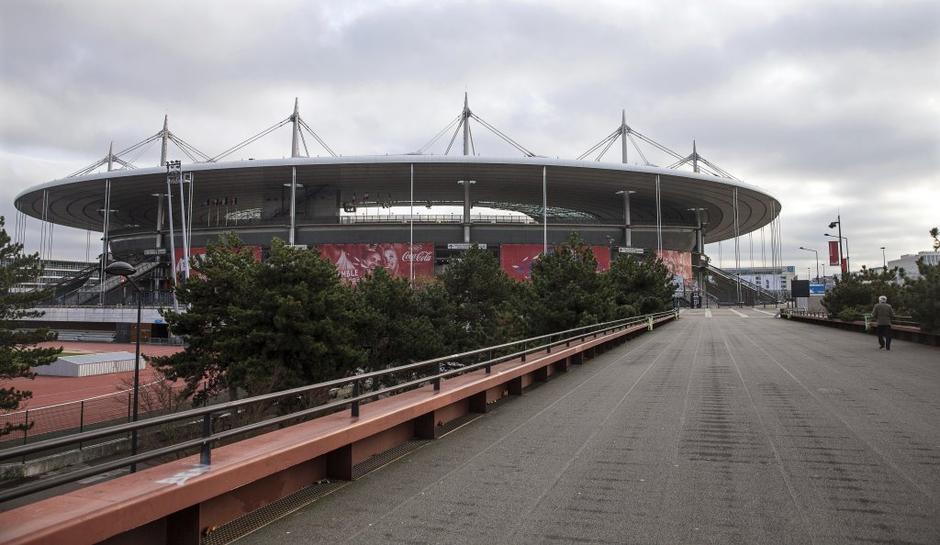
878, 295, 887, 303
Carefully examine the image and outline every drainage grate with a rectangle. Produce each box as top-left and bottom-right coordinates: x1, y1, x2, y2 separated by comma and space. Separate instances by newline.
202, 479, 345, 545
352, 439, 428, 479
201, 439, 429, 544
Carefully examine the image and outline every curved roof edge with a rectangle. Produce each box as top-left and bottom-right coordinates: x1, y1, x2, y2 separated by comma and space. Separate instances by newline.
15, 154, 776, 206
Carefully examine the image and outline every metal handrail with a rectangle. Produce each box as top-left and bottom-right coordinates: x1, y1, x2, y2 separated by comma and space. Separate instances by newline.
785, 309, 919, 328
0, 310, 677, 502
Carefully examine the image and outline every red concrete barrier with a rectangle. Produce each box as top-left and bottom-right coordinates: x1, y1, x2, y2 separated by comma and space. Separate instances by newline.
0, 315, 675, 545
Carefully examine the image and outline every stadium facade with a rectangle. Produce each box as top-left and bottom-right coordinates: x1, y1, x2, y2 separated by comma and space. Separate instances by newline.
12, 97, 783, 307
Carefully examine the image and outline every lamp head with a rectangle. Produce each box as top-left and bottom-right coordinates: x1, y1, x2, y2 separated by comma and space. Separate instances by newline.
828, 221, 839, 229
104, 261, 136, 277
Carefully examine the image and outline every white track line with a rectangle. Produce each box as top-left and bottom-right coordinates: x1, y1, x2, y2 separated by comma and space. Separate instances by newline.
729, 308, 749, 318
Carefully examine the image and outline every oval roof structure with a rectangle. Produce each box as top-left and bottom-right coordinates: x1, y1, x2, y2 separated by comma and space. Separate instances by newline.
15, 155, 779, 246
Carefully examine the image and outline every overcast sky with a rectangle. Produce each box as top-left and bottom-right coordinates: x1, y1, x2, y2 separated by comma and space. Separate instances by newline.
1, 0, 938, 276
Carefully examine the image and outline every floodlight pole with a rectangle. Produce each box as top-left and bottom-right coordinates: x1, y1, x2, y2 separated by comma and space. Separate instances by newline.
99, 179, 112, 305
165, 162, 179, 310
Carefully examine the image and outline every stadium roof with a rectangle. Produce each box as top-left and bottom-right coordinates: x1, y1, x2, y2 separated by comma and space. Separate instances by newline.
15, 155, 779, 243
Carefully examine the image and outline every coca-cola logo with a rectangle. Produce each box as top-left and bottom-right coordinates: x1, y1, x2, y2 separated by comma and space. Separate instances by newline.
403, 250, 433, 262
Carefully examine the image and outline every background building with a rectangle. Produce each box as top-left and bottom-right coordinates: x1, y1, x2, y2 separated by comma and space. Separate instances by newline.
888, 251, 940, 282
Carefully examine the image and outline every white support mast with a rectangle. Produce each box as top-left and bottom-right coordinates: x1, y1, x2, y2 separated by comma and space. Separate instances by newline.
160, 115, 169, 166
462, 92, 470, 157
291, 97, 301, 158
621, 109, 628, 164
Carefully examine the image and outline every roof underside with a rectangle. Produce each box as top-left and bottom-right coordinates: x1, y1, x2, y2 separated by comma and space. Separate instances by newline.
14, 156, 780, 243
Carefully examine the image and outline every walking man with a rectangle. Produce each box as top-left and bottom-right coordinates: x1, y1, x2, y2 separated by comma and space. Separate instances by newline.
872, 295, 894, 350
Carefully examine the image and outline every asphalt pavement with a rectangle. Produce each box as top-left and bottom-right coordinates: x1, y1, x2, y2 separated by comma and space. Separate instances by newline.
248, 309, 940, 545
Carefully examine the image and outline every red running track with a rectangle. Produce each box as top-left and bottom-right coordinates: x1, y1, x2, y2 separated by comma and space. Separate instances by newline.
0, 342, 185, 440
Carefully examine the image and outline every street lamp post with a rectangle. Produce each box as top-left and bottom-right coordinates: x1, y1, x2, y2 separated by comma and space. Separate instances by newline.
880, 246, 887, 271
798, 246, 819, 282
827, 216, 847, 273
105, 261, 142, 472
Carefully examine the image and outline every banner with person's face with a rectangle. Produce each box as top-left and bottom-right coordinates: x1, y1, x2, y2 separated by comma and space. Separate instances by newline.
318, 243, 434, 283
657, 250, 693, 286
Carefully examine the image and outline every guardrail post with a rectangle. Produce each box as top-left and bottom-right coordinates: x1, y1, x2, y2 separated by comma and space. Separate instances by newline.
79, 400, 84, 450
648, 316, 654, 331
864, 314, 871, 331
22, 409, 28, 447
200, 413, 212, 465
434, 363, 442, 390
522, 341, 526, 362
547, 335, 552, 354
351, 381, 360, 417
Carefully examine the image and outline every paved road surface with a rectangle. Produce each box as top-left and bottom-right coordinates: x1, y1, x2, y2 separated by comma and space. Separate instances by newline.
250, 309, 940, 545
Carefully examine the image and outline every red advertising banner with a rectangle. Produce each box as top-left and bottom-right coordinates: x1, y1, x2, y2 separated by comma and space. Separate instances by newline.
318, 243, 434, 283
657, 250, 693, 285
175, 245, 262, 279
500, 244, 611, 281
828, 240, 840, 266
500, 244, 546, 281
593, 246, 611, 272
841, 257, 848, 274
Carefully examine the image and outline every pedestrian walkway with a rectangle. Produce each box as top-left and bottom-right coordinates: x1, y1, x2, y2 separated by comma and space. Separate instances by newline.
249, 313, 940, 545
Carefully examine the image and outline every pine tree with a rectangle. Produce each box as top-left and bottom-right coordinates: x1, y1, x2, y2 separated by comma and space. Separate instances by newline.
605, 253, 675, 317
527, 234, 613, 335
150, 236, 363, 404
0, 217, 61, 436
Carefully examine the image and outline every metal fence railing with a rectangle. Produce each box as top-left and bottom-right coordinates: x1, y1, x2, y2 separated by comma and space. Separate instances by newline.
784, 309, 919, 329
0, 310, 677, 503
0, 381, 189, 447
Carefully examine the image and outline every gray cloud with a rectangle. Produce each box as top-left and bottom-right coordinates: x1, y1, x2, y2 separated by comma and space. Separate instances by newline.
1, 0, 938, 271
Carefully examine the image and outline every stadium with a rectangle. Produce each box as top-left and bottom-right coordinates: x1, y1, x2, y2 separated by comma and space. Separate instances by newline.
12, 96, 784, 308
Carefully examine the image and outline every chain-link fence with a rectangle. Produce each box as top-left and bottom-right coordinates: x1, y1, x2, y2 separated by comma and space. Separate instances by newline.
0, 380, 188, 446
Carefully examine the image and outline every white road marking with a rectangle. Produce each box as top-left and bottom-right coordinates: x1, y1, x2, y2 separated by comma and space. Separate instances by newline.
705, 309, 712, 318
729, 308, 749, 318
752, 308, 775, 316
